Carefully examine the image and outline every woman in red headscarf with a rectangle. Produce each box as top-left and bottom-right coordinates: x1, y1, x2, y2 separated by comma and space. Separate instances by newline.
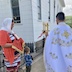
0, 18, 24, 72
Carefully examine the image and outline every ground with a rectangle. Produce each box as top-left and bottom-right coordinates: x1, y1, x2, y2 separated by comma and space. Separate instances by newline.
19, 54, 45, 72
31, 55, 45, 72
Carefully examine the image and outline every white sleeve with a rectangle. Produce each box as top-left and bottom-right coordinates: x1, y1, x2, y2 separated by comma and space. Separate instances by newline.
43, 31, 53, 70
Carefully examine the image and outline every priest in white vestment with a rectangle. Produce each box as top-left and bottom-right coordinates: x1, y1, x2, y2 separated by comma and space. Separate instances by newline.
44, 12, 72, 72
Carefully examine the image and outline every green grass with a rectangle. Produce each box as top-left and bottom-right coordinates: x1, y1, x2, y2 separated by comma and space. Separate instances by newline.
65, 16, 72, 27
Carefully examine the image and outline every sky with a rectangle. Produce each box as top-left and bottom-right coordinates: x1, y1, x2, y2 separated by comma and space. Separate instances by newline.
63, 0, 72, 16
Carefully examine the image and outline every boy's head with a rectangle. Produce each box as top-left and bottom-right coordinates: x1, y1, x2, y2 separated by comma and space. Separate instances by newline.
24, 46, 30, 54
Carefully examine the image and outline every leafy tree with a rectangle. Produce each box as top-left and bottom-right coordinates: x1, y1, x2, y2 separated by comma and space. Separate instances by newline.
65, 16, 72, 28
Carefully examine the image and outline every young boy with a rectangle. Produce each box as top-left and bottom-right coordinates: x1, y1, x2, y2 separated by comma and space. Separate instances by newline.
24, 47, 33, 72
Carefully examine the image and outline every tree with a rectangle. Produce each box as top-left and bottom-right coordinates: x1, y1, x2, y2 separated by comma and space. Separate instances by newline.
66, 16, 72, 28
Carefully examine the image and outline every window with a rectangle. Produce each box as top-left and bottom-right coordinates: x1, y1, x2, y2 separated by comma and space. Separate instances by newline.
11, 0, 21, 23
48, 0, 50, 21
37, 0, 41, 20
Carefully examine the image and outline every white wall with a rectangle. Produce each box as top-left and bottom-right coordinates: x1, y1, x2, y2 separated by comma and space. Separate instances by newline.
48, 0, 64, 31
0, 0, 64, 43
31, 0, 48, 42
57, 0, 62, 12
48, 0, 57, 31
0, 0, 12, 27
0, 0, 34, 43
13, 0, 34, 43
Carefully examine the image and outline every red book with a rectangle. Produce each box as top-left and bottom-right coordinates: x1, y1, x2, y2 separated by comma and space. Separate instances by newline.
12, 38, 25, 54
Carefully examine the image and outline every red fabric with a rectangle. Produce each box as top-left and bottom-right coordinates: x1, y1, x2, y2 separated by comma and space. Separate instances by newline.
12, 38, 24, 51
38, 33, 43, 38
0, 30, 8, 46
3, 48, 15, 64
6, 62, 20, 72
0, 30, 24, 64
19, 38, 24, 46
0, 30, 15, 64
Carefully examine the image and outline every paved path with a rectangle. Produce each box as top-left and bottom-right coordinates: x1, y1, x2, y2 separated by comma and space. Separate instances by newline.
31, 55, 45, 72
20, 55, 45, 72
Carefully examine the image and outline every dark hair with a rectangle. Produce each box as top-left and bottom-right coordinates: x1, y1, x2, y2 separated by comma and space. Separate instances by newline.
12, 20, 14, 22
24, 46, 30, 54
56, 12, 65, 21
43, 30, 45, 33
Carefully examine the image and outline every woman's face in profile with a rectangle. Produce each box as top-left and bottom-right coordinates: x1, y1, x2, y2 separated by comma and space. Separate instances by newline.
11, 20, 14, 30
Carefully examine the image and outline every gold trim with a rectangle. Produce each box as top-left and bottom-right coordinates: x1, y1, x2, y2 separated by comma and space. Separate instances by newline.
22, 42, 25, 53
62, 30, 70, 39
12, 42, 25, 54
12, 45, 23, 54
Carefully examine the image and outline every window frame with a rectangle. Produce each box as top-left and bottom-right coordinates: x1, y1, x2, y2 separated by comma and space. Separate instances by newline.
54, 0, 55, 21
11, 0, 21, 23
37, 0, 42, 20
48, 0, 50, 21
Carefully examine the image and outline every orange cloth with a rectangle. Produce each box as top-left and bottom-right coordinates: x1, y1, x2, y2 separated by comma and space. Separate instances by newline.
0, 30, 24, 64
0, 30, 15, 64
0, 30, 8, 46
